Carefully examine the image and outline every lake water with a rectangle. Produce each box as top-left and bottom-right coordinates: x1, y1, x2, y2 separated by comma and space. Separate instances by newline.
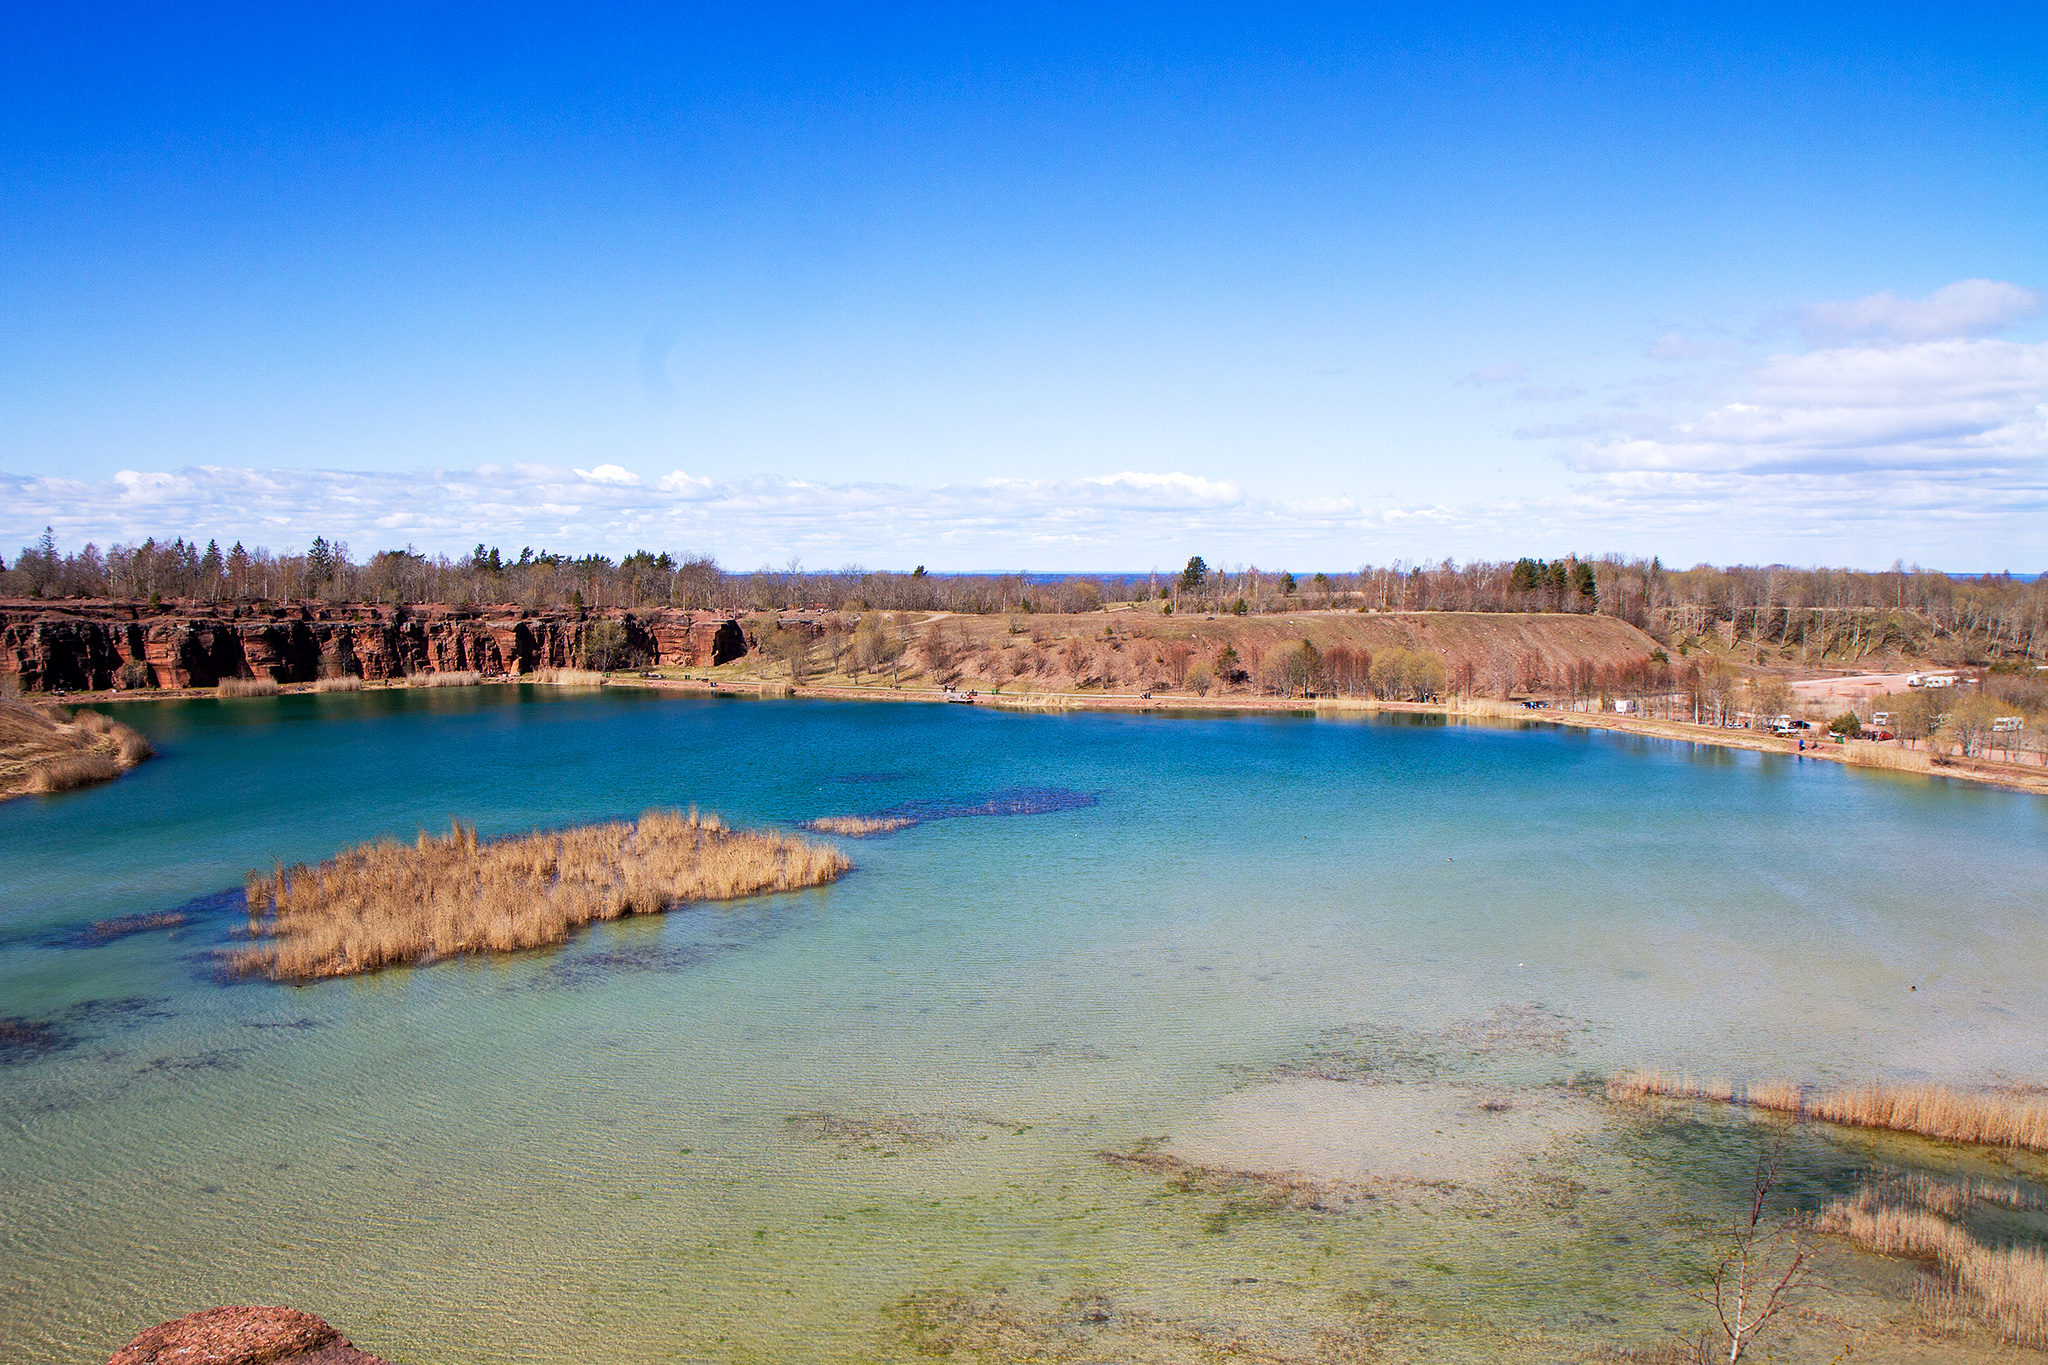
3, 688, 2045, 1363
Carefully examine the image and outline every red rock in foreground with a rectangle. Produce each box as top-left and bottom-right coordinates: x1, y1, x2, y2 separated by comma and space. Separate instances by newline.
107, 1305, 392, 1365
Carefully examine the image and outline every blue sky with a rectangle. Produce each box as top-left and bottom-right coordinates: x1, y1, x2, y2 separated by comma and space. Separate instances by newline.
3, 6, 2045, 571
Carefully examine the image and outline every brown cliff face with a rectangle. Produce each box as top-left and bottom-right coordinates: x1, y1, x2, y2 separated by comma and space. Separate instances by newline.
0, 599, 746, 691
106, 1305, 391, 1365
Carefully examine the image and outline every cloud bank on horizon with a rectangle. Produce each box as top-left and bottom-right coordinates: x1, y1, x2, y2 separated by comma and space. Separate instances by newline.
7, 281, 2042, 573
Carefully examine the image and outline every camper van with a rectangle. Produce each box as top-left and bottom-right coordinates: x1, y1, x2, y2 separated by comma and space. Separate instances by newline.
1905, 673, 1957, 689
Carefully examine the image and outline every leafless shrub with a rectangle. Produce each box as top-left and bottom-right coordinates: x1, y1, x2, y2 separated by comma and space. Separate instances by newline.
1697, 1152, 1823, 1362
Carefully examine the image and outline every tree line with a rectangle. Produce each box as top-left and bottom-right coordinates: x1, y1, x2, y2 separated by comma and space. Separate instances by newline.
3, 528, 2041, 661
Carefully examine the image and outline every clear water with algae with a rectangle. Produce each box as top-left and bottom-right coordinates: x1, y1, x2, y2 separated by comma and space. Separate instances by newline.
2, 687, 2046, 1363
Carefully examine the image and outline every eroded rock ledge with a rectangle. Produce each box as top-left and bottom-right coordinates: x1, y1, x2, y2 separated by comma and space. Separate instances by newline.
107, 1305, 391, 1365
1, 598, 745, 691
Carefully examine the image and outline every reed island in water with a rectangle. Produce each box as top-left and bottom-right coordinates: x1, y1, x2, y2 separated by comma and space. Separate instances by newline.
236, 810, 849, 981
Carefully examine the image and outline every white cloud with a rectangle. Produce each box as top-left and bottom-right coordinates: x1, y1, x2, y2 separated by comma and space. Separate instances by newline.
1648, 332, 1712, 360
655, 470, 715, 496
1550, 338, 2048, 476
574, 463, 640, 485
1796, 278, 2044, 343
6, 446, 2038, 570
1503, 329, 2048, 563
1077, 470, 1242, 503
1457, 362, 1529, 387
0, 464, 1379, 568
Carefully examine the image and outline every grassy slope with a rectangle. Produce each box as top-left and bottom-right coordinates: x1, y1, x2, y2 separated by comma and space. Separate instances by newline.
0, 696, 154, 799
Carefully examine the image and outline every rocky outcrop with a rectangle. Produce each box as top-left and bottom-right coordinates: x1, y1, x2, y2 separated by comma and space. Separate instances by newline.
107, 1305, 391, 1365
0, 599, 747, 691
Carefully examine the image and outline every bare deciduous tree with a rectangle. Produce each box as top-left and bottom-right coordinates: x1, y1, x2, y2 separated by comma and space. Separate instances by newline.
1695, 1152, 1824, 1363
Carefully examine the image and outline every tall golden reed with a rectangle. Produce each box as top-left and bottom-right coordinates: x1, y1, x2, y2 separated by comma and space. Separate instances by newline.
1604, 1069, 1733, 1104
217, 677, 281, 698
1607, 1069, 2048, 1155
238, 808, 849, 981
1819, 1180, 2048, 1347
1842, 739, 1931, 772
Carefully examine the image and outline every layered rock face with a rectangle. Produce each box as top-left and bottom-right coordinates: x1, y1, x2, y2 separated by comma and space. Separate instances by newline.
107, 1305, 390, 1364
0, 599, 746, 691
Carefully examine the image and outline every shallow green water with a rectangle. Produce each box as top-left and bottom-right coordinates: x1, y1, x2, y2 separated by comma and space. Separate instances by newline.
2, 688, 2044, 1362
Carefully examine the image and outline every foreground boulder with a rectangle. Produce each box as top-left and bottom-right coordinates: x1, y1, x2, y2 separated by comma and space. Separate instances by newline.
107, 1305, 391, 1365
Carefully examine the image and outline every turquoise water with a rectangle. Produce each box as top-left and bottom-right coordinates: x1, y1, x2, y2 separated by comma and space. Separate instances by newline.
2, 688, 2045, 1362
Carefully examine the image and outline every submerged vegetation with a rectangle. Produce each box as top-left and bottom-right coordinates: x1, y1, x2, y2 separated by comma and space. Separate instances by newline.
802, 815, 917, 837
236, 808, 849, 981
1609, 1070, 2048, 1153
803, 787, 1099, 839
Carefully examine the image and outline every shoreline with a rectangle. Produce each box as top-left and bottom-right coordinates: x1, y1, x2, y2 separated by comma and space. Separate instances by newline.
36, 672, 2048, 799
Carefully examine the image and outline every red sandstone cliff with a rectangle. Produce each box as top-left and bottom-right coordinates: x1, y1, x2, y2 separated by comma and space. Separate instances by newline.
0, 600, 745, 691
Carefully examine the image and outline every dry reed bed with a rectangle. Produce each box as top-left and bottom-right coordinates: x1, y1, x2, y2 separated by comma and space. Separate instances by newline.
238, 808, 850, 981
1818, 1180, 2048, 1347
529, 667, 606, 686
0, 697, 154, 797
410, 670, 480, 688
1607, 1069, 2048, 1153
314, 676, 364, 692
1843, 739, 1932, 773
216, 677, 281, 698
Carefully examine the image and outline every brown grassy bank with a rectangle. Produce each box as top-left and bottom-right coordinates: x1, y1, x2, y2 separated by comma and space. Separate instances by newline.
1608, 1070, 2048, 1153
237, 808, 849, 981
0, 696, 154, 799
